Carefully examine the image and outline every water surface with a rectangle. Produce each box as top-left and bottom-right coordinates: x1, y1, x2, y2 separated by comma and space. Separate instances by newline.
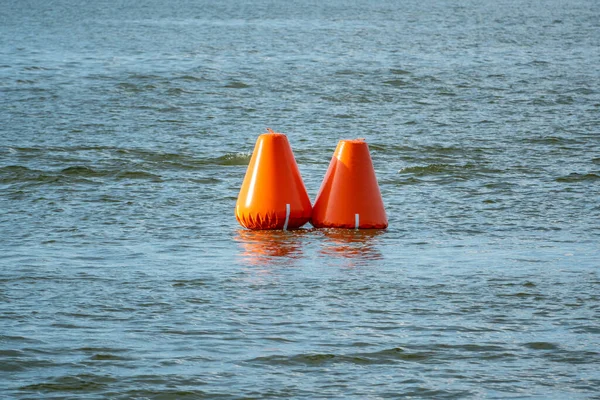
1, 0, 599, 398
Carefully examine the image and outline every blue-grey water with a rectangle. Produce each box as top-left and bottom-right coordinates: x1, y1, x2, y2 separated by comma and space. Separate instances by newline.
1, 0, 599, 398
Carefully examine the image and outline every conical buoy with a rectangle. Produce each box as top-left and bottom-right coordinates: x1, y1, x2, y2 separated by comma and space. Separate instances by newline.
311, 139, 388, 229
235, 129, 312, 230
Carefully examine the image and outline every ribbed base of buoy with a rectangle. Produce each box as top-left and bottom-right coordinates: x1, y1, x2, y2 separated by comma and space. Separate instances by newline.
235, 130, 312, 230
236, 203, 311, 230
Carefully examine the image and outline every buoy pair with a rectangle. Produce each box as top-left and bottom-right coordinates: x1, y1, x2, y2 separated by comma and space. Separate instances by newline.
235, 129, 388, 230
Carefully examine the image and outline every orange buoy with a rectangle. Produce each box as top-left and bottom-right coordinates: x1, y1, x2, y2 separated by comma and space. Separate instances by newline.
235, 129, 312, 230
311, 139, 388, 229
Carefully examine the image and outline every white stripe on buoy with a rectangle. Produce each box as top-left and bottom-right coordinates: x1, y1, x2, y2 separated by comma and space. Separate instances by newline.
355, 213, 359, 229
283, 204, 291, 230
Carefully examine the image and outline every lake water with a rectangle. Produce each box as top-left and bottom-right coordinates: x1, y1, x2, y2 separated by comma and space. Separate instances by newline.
1, 0, 599, 398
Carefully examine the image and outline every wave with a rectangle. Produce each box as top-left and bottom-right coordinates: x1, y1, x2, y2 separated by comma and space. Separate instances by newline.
19, 375, 113, 392
399, 164, 453, 175
60, 166, 102, 176
174, 74, 210, 82
2, 146, 251, 168
369, 143, 492, 157
248, 347, 433, 366
211, 152, 251, 166
116, 82, 157, 92
389, 68, 411, 75
383, 78, 411, 87
397, 161, 506, 178
224, 81, 251, 89
556, 173, 600, 182
0, 165, 162, 184
381, 176, 423, 186
398, 163, 482, 177
524, 136, 582, 146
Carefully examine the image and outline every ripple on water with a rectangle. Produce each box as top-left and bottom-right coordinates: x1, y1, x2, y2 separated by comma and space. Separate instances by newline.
555, 173, 600, 182
248, 347, 435, 367
19, 374, 118, 393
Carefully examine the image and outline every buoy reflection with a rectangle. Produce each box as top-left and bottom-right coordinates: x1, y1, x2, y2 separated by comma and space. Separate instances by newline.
235, 229, 305, 266
319, 228, 384, 261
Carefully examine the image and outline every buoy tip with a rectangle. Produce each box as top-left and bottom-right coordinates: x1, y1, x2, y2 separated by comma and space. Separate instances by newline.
264, 127, 286, 137
340, 138, 367, 145
260, 128, 287, 141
